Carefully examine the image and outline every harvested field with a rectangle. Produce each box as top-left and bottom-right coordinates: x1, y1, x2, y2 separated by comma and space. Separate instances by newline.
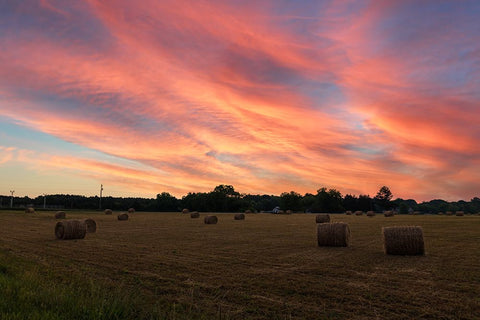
0, 211, 479, 319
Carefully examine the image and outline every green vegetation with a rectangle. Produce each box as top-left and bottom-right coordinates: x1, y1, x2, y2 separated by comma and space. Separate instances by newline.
0, 211, 479, 319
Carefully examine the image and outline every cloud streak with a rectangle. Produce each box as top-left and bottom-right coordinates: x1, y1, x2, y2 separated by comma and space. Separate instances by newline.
1, 0, 479, 201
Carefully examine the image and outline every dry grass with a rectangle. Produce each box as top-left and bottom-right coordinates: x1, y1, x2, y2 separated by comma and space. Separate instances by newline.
1, 211, 479, 319
315, 214, 330, 223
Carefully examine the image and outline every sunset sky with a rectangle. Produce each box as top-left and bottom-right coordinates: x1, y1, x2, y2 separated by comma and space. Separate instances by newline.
1, 1, 479, 201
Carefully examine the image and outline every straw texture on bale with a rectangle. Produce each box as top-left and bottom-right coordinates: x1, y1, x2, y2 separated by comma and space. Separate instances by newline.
382, 226, 425, 255
83, 218, 97, 233
118, 213, 129, 221
354, 211, 363, 216
104, 209, 113, 215
55, 220, 86, 240
384, 211, 394, 217
55, 211, 66, 219
345, 211, 352, 215
190, 211, 200, 218
317, 222, 350, 247
367, 211, 375, 217
204, 215, 218, 224
25, 207, 35, 213
455, 211, 464, 216
128, 208, 135, 214
182, 208, 189, 214
234, 213, 245, 220
315, 214, 330, 223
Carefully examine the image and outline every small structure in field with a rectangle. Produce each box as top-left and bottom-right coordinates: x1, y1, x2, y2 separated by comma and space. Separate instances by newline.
182, 208, 189, 214
317, 222, 350, 247
204, 215, 218, 224
382, 226, 425, 255
83, 218, 97, 233
455, 211, 464, 216
128, 208, 135, 214
367, 211, 375, 217
55, 211, 66, 219
190, 211, 200, 218
104, 209, 113, 215
117, 213, 129, 221
234, 213, 245, 220
315, 214, 330, 223
55, 220, 86, 240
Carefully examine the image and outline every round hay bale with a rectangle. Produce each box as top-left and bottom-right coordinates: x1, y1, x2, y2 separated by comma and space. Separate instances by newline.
182, 208, 189, 214
437, 212, 443, 215
286, 210, 293, 214
104, 209, 113, 215
455, 211, 464, 216
354, 211, 363, 216
345, 211, 352, 215
367, 211, 375, 217
55, 220, 86, 240
25, 207, 35, 214
384, 211, 394, 217
118, 213, 129, 221
128, 208, 135, 214
55, 211, 66, 219
317, 222, 350, 247
315, 214, 330, 223
382, 226, 425, 255
234, 213, 245, 220
278, 210, 285, 214
245, 209, 252, 214
204, 215, 218, 224
413, 211, 421, 215
83, 218, 97, 233
190, 211, 200, 218
445, 211, 453, 216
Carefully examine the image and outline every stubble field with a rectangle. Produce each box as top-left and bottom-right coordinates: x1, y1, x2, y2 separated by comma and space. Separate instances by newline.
0, 211, 479, 319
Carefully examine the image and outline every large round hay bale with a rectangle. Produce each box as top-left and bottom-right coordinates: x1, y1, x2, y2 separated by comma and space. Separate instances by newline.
55, 211, 66, 219
190, 211, 200, 218
367, 211, 375, 217
128, 208, 135, 214
455, 211, 464, 216
83, 218, 97, 233
317, 222, 350, 247
182, 208, 189, 214
382, 226, 425, 255
315, 214, 330, 223
104, 209, 113, 215
354, 211, 363, 216
384, 211, 394, 217
234, 213, 245, 220
25, 207, 35, 214
204, 215, 218, 224
118, 213, 129, 221
345, 211, 352, 215
55, 220, 86, 240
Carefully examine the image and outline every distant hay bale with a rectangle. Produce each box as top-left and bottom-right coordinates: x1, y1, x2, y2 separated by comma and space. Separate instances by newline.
278, 210, 285, 214
354, 211, 363, 216
55, 220, 86, 240
384, 211, 394, 217
445, 211, 453, 216
345, 211, 352, 215
128, 208, 135, 214
413, 211, 421, 215
317, 222, 350, 247
315, 214, 330, 223
204, 215, 218, 224
367, 211, 375, 217
382, 226, 425, 255
83, 218, 97, 233
182, 208, 189, 214
245, 209, 252, 214
25, 207, 35, 214
455, 211, 464, 216
190, 211, 200, 218
286, 210, 293, 214
55, 211, 66, 219
234, 213, 245, 220
437, 212, 444, 215
104, 209, 113, 215
117, 213, 129, 221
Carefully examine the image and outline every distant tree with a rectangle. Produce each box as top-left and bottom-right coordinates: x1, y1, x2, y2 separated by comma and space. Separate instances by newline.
156, 192, 178, 211
374, 186, 393, 211
280, 191, 302, 211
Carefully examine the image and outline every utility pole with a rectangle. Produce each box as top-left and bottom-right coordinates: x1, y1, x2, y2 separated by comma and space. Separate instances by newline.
43, 194, 47, 209
99, 184, 103, 210
10, 190, 14, 208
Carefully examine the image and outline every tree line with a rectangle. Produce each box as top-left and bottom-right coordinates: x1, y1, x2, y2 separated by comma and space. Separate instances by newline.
1, 185, 479, 214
